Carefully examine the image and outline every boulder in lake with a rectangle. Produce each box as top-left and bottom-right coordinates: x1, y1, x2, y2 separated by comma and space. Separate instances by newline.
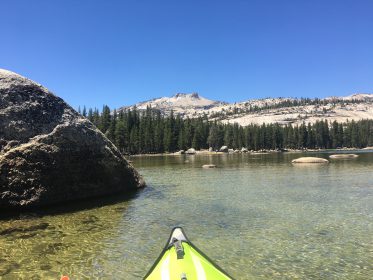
329, 154, 358, 159
202, 164, 217, 168
292, 157, 329, 164
0, 69, 145, 209
186, 148, 196, 154
219, 146, 228, 152
241, 147, 248, 153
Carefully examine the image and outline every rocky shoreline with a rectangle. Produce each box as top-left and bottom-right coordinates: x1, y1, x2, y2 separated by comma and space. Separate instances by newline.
128, 147, 372, 157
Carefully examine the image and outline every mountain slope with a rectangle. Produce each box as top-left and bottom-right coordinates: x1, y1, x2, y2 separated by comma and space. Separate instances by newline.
119, 93, 227, 115
118, 93, 373, 126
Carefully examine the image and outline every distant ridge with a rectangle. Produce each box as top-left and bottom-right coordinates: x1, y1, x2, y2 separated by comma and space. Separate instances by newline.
341, 93, 372, 101
117, 93, 373, 126
323, 93, 372, 100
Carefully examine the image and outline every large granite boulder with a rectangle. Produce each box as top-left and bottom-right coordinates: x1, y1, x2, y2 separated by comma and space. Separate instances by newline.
0, 69, 145, 209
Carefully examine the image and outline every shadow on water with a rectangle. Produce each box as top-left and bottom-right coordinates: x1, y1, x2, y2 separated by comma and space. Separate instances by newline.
0, 189, 143, 221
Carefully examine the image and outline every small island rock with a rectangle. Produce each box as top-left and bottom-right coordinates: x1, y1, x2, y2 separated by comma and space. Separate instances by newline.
202, 164, 217, 168
0, 69, 145, 209
292, 157, 329, 164
329, 154, 358, 159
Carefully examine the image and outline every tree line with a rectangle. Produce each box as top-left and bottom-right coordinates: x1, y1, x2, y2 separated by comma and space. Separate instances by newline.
78, 106, 373, 154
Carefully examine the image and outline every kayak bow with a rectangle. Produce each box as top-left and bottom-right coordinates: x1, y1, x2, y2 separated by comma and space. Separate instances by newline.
144, 227, 234, 280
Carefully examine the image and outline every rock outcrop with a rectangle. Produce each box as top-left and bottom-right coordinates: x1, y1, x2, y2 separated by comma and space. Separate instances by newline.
0, 69, 145, 209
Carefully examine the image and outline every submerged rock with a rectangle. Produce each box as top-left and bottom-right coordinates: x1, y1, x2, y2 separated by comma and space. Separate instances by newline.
0, 69, 145, 209
329, 154, 358, 159
0, 222, 49, 235
292, 157, 329, 164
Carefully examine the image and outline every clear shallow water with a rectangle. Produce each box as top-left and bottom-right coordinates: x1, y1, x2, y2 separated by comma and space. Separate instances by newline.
0, 152, 373, 279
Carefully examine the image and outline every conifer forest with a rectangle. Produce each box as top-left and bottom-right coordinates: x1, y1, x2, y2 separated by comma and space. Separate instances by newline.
79, 106, 373, 154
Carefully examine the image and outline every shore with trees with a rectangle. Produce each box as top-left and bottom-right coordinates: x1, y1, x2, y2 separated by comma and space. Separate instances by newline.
78, 105, 373, 155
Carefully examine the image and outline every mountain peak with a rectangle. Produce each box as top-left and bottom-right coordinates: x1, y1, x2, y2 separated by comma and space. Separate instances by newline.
119, 93, 226, 115
174, 92, 200, 99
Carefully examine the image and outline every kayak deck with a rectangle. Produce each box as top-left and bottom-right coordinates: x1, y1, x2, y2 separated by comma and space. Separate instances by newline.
144, 227, 233, 280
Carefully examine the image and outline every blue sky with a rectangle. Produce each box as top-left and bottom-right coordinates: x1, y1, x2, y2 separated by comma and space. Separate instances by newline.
1, 0, 373, 110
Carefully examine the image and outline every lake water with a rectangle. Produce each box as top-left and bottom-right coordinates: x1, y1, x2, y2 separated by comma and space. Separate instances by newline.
0, 151, 372, 279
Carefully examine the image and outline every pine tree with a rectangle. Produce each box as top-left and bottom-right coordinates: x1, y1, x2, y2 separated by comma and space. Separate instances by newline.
129, 126, 139, 154
207, 123, 223, 150
106, 109, 117, 142
184, 118, 193, 149
82, 106, 87, 117
163, 118, 173, 152
307, 123, 315, 148
192, 119, 205, 150
92, 108, 100, 127
224, 125, 233, 148
273, 124, 283, 149
88, 108, 93, 122
100, 105, 111, 133
298, 122, 308, 149
115, 120, 127, 153
350, 120, 360, 148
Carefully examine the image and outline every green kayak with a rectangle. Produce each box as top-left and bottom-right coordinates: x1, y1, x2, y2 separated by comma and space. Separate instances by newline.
144, 227, 234, 280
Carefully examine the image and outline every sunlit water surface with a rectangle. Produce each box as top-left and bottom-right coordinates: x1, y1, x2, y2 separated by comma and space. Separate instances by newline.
0, 152, 372, 279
